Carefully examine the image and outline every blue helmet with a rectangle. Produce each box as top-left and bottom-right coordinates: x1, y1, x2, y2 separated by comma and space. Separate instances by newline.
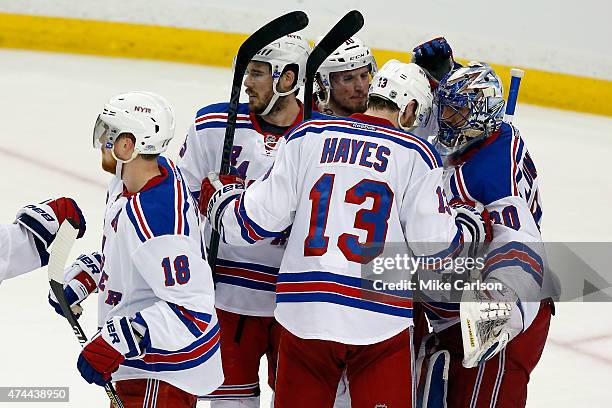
434, 62, 505, 157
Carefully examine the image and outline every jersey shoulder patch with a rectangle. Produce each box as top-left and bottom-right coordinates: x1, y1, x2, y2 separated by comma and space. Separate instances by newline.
453, 123, 523, 205
125, 158, 191, 242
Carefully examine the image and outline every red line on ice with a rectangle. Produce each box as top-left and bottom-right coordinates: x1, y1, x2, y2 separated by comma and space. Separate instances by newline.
0, 146, 107, 189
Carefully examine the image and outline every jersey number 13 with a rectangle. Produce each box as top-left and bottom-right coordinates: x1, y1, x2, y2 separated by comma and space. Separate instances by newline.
304, 174, 393, 264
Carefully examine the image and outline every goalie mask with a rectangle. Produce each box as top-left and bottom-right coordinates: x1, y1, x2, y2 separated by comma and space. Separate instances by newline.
434, 62, 505, 157
250, 33, 311, 116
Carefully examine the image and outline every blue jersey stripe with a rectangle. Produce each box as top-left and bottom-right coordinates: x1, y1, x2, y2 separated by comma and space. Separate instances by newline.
144, 323, 219, 355
196, 102, 249, 118
276, 292, 413, 318
123, 340, 220, 372
128, 157, 195, 241
236, 198, 283, 239
484, 258, 543, 287
196, 121, 254, 132
276, 271, 412, 301
177, 166, 191, 236
276, 271, 363, 287
125, 201, 147, 243
137, 158, 177, 238
167, 302, 206, 337
217, 258, 279, 275
215, 275, 276, 292
487, 242, 544, 267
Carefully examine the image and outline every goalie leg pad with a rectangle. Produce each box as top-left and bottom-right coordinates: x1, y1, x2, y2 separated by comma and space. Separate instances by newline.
417, 350, 450, 408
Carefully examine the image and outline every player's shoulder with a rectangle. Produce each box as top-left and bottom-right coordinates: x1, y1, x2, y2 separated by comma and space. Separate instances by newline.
124, 157, 192, 242
195, 102, 249, 117
283, 112, 337, 144
287, 112, 336, 133
194, 102, 252, 132
287, 113, 441, 169
455, 123, 525, 204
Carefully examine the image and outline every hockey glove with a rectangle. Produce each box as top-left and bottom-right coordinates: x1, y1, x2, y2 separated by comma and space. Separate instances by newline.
450, 198, 492, 257
15, 197, 86, 249
460, 280, 523, 368
412, 37, 458, 85
77, 316, 146, 386
199, 171, 245, 231
48, 252, 102, 318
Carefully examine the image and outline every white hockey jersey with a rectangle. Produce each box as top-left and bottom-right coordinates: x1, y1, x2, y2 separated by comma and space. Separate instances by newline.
217, 113, 465, 345
178, 102, 305, 317
97, 157, 223, 396
0, 223, 42, 283
424, 122, 545, 331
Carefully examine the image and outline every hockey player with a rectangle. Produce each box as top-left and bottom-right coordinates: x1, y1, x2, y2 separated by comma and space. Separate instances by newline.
428, 63, 552, 407
75, 91, 223, 406
314, 37, 377, 116
0, 198, 86, 283
178, 33, 311, 406
200, 60, 488, 407
314, 36, 377, 408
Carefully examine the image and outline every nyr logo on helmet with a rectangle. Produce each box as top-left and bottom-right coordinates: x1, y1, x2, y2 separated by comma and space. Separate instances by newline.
134, 105, 152, 113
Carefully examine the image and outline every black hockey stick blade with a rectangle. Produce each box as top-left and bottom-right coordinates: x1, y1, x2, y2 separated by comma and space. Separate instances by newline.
208, 11, 309, 271
48, 223, 125, 408
220, 10, 308, 175
304, 10, 365, 119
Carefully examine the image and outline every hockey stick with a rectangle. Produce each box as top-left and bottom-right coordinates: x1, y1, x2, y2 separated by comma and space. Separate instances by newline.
303, 10, 365, 120
503, 68, 525, 124
48, 222, 125, 408
207, 11, 309, 270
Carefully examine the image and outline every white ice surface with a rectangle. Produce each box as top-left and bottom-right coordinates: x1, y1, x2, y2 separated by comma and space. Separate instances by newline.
0, 49, 611, 407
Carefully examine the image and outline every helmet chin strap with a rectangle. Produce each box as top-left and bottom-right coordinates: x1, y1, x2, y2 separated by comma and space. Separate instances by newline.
261, 92, 280, 117
398, 106, 415, 132
260, 77, 298, 117
110, 146, 139, 179
399, 101, 429, 133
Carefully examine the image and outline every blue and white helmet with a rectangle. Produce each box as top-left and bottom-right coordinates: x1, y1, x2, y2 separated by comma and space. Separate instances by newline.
435, 62, 505, 156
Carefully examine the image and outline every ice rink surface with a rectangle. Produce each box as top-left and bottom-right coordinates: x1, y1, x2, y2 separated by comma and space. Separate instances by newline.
0, 49, 611, 407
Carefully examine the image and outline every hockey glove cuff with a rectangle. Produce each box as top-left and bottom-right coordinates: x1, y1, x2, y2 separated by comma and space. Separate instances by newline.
199, 172, 245, 231
77, 316, 144, 386
49, 252, 102, 318
15, 197, 86, 249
